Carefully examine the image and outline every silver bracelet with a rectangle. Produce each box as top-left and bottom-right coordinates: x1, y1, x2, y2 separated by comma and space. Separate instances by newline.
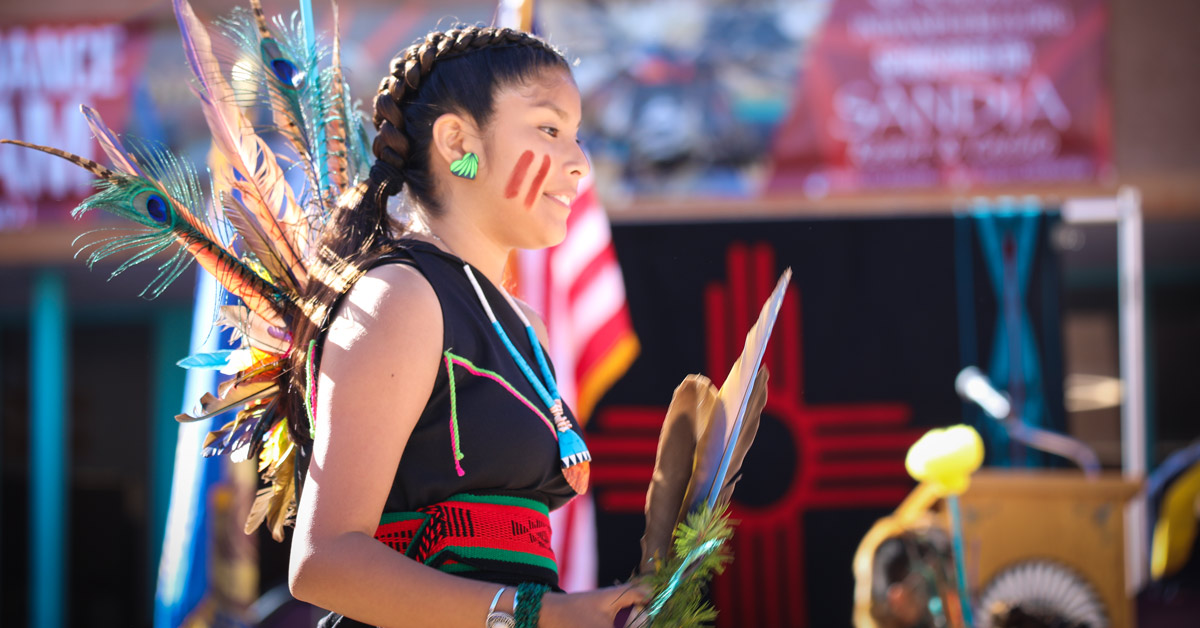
486, 587, 515, 628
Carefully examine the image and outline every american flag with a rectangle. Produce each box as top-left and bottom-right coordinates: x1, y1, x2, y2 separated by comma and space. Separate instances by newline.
513, 172, 640, 591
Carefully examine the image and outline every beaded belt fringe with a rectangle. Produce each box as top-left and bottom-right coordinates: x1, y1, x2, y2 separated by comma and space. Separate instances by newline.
374, 494, 558, 583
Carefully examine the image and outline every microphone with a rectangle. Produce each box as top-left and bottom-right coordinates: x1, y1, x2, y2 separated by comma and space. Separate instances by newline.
955, 366, 1012, 420
955, 366, 1100, 474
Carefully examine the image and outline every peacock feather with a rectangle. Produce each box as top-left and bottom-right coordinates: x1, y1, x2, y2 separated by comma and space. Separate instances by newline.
218, 1, 341, 214
4, 0, 384, 543
175, 0, 311, 286
0, 129, 288, 329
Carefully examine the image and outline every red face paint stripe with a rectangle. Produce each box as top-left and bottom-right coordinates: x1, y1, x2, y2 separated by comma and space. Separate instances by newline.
523, 154, 551, 209
504, 150, 534, 199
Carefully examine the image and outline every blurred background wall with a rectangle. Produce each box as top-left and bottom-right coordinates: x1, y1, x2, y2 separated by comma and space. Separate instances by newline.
1, 0, 1197, 626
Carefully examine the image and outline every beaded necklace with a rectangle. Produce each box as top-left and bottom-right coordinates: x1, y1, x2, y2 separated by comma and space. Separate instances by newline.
426, 233, 591, 494
462, 265, 591, 494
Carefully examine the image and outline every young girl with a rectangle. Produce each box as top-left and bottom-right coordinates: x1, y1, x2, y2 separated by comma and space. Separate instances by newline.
284, 26, 645, 627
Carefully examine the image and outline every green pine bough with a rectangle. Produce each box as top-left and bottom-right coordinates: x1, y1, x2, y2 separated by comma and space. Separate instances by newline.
636, 503, 736, 628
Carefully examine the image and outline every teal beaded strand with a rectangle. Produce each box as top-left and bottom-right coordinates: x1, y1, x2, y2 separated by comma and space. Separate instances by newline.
515, 582, 549, 628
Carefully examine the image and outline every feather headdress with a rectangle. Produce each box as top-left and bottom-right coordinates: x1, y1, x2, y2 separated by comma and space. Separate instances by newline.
2, 0, 370, 541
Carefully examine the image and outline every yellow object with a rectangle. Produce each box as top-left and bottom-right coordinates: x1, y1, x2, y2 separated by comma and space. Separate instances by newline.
1151, 461, 1200, 579
905, 425, 985, 495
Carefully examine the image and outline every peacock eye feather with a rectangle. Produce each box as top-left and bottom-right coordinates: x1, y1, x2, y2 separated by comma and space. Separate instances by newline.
134, 188, 173, 226
260, 38, 301, 89
145, 194, 168, 223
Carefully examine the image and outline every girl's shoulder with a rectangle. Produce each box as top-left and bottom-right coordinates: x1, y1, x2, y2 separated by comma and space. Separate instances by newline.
356, 262, 439, 321
327, 252, 442, 350
351, 238, 442, 313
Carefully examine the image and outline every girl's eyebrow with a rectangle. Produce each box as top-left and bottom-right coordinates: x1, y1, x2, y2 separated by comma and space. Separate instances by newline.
531, 99, 569, 120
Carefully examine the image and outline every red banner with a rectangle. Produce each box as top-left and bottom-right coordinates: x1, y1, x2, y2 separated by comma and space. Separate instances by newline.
767, 0, 1111, 195
0, 22, 150, 231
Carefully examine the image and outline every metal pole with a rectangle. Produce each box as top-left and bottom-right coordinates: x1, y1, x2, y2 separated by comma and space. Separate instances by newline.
1117, 186, 1148, 595
30, 270, 68, 628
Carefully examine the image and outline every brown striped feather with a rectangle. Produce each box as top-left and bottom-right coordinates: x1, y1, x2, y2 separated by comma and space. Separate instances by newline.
249, 0, 272, 38
0, 139, 114, 178
325, 3, 351, 191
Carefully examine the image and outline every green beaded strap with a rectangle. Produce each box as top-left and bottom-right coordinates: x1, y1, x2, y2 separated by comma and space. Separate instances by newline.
515, 582, 549, 628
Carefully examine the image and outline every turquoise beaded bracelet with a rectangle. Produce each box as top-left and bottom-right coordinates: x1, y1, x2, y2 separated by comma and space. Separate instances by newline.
514, 582, 549, 628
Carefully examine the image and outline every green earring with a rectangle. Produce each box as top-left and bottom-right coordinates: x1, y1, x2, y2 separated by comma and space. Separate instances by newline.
449, 152, 479, 180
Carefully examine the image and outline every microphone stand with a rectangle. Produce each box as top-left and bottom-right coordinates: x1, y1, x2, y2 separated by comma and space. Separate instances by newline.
955, 366, 1100, 477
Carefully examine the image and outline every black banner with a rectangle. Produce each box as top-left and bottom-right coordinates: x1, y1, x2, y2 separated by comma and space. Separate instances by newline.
590, 213, 1064, 626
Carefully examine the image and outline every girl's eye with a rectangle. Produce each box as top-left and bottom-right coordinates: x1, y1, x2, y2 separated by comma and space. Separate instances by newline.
540, 126, 559, 138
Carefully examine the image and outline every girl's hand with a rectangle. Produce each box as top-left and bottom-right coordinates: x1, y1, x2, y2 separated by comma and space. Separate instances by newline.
539, 583, 650, 628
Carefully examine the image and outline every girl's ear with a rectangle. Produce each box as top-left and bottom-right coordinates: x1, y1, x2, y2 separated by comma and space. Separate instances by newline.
431, 113, 482, 171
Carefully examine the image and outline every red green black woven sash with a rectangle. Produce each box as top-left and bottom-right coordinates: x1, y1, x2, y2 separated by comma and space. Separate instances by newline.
374, 494, 557, 580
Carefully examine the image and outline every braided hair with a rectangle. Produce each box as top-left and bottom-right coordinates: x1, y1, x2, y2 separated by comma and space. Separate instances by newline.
285, 26, 569, 444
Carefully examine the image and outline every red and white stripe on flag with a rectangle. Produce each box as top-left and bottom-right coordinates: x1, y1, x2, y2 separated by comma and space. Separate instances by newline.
514, 172, 639, 591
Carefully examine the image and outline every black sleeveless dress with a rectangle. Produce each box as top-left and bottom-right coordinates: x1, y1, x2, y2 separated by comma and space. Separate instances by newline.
316, 240, 580, 627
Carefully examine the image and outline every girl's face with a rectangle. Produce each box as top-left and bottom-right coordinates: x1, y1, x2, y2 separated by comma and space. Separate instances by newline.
473, 68, 589, 249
